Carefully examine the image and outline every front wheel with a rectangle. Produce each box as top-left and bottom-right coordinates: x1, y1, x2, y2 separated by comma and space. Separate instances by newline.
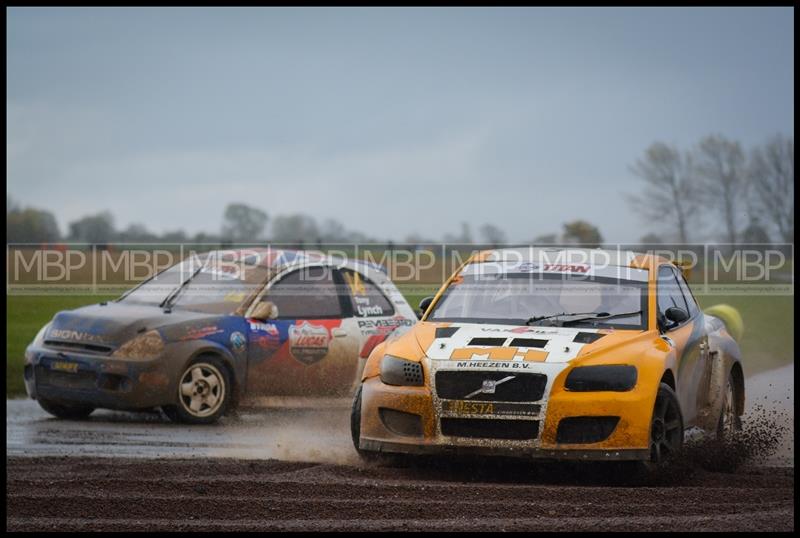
350, 384, 405, 466
649, 382, 684, 464
350, 384, 365, 455
163, 356, 231, 424
37, 398, 94, 420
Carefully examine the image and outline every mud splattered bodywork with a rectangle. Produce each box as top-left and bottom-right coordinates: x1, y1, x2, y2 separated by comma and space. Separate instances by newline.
355, 248, 745, 462
24, 249, 416, 422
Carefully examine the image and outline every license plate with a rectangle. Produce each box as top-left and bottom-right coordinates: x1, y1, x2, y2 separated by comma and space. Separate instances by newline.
50, 360, 79, 373
443, 400, 541, 417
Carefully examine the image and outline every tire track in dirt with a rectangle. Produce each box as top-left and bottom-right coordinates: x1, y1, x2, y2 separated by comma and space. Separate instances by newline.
6, 457, 794, 531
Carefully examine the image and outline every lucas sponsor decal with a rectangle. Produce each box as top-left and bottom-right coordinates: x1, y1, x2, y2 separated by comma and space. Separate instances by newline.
289, 322, 330, 366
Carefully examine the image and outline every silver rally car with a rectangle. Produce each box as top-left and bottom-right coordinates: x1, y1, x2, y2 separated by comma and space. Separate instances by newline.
24, 249, 416, 423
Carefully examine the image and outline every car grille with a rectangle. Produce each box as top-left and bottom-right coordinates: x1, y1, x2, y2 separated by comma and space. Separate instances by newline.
36, 366, 97, 390
441, 418, 540, 440
435, 371, 547, 402
44, 340, 113, 355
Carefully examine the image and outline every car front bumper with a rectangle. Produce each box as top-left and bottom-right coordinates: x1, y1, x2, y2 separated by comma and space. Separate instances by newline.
358, 360, 656, 462
24, 344, 178, 411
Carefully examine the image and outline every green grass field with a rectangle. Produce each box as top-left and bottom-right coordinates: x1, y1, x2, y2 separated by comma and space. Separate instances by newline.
6, 289, 793, 397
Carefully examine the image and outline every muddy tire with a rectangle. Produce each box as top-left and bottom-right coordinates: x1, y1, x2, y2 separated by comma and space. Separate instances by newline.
37, 398, 94, 420
350, 384, 367, 455
649, 382, 684, 465
350, 384, 405, 466
163, 356, 231, 425
716, 369, 742, 439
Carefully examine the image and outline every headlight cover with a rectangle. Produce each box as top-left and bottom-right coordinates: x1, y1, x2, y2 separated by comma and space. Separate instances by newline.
112, 330, 165, 360
380, 355, 424, 386
31, 322, 52, 347
564, 365, 637, 392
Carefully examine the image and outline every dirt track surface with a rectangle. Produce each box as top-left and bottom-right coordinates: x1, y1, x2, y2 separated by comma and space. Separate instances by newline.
6, 365, 794, 531
6, 455, 794, 531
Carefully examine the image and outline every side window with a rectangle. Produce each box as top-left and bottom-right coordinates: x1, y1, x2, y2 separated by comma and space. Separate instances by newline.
266, 266, 344, 319
676, 273, 700, 319
657, 266, 689, 321
340, 269, 395, 317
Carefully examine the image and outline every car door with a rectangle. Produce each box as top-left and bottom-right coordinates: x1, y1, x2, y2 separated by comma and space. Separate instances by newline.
657, 265, 707, 426
674, 270, 711, 416
338, 267, 412, 390
244, 264, 360, 398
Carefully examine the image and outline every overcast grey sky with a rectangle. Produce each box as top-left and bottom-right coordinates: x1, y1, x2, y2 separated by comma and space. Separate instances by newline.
6, 7, 794, 242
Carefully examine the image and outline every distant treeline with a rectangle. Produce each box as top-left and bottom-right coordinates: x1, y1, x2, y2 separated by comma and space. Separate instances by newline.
5, 198, 608, 248
7, 133, 793, 247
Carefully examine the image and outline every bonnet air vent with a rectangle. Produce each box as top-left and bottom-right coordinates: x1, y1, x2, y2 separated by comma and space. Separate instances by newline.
509, 338, 548, 348
435, 326, 460, 339
468, 337, 506, 346
573, 332, 604, 344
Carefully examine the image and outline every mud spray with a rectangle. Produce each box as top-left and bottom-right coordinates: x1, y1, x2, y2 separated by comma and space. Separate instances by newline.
211, 402, 361, 466
645, 363, 794, 486
209, 364, 792, 482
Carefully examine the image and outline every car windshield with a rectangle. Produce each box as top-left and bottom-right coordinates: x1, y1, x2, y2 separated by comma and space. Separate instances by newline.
428, 270, 648, 329
120, 255, 271, 314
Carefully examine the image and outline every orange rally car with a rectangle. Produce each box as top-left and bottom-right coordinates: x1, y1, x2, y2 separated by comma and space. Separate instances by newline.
351, 248, 744, 463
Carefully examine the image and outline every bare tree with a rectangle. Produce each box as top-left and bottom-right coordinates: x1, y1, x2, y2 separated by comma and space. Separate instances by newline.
749, 134, 794, 243
443, 222, 473, 244
628, 142, 700, 243
478, 223, 507, 246
694, 135, 747, 244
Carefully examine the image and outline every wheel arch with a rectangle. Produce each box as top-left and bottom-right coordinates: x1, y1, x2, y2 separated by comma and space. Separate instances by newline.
660, 368, 676, 391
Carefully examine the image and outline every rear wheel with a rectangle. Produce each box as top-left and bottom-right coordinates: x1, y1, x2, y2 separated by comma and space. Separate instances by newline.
37, 398, 94, 420
649, 382, 684, 464
716, 370, 742, 439
163, 356, 231, 424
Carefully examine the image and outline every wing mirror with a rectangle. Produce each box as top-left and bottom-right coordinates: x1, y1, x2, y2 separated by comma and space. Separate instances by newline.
251, 301, 279, 321
417, 296, 434, 319
665, 306, 689, 325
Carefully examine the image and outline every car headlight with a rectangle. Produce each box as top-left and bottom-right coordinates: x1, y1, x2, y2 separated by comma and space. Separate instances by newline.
380, 355, 424, 386
112, 330, 165, 360
564, 365, 637, 392
31, 322, 52, 347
